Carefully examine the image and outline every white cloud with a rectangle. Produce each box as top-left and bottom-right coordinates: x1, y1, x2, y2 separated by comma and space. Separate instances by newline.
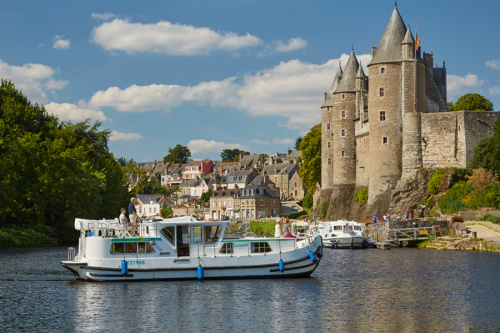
44, 102, 109, 122
53, 35, 70, 49
0, 60, 66, 104
91, 12, 117, 21
87, 54, 372, 132
110, 131, 142, 141
91, 19, 262, 55
489, 86, 500, 95
187, 139, 249, 154
486, 60, 500, 70
273, 37, 307, 53
272, 138, 295, 145
250, 139, 269, 145
447, 74, 484, 99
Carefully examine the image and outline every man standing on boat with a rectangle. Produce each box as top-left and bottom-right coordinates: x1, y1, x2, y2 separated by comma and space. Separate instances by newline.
129, 197, 140, 235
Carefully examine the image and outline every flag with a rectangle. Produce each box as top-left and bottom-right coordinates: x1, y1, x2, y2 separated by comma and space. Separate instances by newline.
416, 36, 420, 50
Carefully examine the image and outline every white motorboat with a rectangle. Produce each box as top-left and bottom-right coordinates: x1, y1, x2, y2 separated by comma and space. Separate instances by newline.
315, 220, 368, 249
61, 216, 323, 281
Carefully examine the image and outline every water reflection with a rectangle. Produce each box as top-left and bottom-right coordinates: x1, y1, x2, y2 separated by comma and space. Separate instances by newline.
0, 247, 499, 332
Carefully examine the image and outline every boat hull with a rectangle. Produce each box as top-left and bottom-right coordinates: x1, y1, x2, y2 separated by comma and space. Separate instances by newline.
61, 244, 323, 282
324, 236, 368, 249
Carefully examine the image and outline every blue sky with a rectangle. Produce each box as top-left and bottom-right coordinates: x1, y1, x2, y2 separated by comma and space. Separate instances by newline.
1, 0, 499, 162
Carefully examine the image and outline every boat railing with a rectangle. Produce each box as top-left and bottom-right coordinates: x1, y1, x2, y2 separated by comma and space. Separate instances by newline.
68, 247, 75, 261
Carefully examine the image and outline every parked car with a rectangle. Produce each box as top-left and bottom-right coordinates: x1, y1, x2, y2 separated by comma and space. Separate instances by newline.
291, 205, 297, 211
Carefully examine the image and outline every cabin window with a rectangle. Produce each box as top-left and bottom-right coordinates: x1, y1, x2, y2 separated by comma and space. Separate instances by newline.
219, 243, 234, 254
110, 242, 155, 254
204, 225, 221, 243
192, 225, 202, 243
160, 226, 175, 244
251, 242, 272, 253
334, 226, 342, 231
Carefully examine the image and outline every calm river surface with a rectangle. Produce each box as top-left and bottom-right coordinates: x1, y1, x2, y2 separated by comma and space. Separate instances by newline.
0, 246, 499, 332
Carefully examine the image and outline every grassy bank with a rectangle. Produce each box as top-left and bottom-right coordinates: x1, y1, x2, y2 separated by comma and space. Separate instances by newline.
0, 227, 58, 248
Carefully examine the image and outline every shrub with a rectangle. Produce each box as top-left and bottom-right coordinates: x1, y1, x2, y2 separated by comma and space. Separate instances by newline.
450, 216, 464, 223
438, 181, 473, 213
428, 170, 445, 194
480, 214, 500, 224
303, 193, 313, 209
355, 188, 368, 205
425, 195, 435, 207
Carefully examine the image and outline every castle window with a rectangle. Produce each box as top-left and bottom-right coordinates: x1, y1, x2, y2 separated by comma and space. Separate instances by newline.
383, 137, 388, 144
342, 94, 346, 100
379, 87, 384, 97
341, 110, 346, 118
381, 67, 386, 74
328, 158, 332, 166
327, 107, 331, 112
326, 123, 331, 130
341, 129, 346, 137
327, 141, 332, 148
380, 111, 386, 121
341, 150, 346, 157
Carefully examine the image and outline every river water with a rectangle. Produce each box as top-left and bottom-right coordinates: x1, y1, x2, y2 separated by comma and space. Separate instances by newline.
0, 246, 499, 332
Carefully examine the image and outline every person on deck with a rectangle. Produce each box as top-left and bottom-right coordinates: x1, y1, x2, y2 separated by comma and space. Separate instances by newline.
129, 197, 140, 235
282, 217, 296, 238
275, 220, 283, 238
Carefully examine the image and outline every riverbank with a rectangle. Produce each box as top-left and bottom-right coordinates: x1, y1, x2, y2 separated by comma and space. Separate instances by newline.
421, 221, 500, 253
0, 227, 58, 248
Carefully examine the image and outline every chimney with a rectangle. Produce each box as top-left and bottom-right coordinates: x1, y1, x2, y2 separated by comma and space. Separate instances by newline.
372, 46, 376, 56
220, 164, 223, 173
324, 92, 327, 101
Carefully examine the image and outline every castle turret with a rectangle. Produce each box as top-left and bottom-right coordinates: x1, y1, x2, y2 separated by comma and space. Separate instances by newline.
321, 62, 343, 190
332, 49, 358, 186
367, 5, 407, 202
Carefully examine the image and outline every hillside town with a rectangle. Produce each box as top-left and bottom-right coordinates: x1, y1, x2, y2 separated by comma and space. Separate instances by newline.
127, 149, 305, 221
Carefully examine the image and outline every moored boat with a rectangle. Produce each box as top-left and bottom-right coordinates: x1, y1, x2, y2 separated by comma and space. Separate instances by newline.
315, 220, 368, 249
61, 216, 323, 281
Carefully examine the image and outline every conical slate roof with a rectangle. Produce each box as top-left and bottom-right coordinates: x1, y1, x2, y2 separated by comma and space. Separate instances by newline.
369, 6, 407, 66
356, 63, 365, 78
321, 63, 343, 107
402, 27, 415, 44
335, 50, 359, 93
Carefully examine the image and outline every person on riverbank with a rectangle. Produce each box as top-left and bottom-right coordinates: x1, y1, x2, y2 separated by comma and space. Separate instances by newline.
282, 217, 296, 238
275, 220, 283, 238
129, 197, 139, 235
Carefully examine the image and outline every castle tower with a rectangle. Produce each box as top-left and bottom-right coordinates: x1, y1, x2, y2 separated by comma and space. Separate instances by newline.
332, 50, 358, 186
401, 27, 425, 178
367, 5, 407, 201
355, 63, 370, 186
321, 62, 343, 190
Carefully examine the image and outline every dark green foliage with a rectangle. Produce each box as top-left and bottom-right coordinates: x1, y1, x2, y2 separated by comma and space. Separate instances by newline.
163, 144, 191, 164
449, 93, 493, 111
0, 80, 129, 244
294, 136, 302, 150
302, 193, 313, 209
299, 124, 321, 194
160, 207, 173, 218
282, 211, 308, 220
135, 175, 163, 195
480, 214, 500, 224
428, 170, 445, 195
438, 181, 473, 213
221, 149, 249, 162
0, 227, 57, 248
463, 182, 500, 210
469, 120, 500, 176
200, 189, 212, 203
425, 195, 435, 207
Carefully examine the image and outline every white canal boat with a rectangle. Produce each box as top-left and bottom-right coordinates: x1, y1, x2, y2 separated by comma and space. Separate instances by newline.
61, 216, 323, 281
315, 220, 368, 249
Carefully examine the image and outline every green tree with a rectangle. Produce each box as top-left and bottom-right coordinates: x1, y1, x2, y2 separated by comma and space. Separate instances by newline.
200, 189, 213, 203
0, 80, 129, 242
299, 124, 321, 194
470, 119, 500, 175
449, 93, 494, 111
294, 136, 303, 150
163, 144, 191, 164
160, 206, 173, 218
135, 175, 163, 194
221, 148, 249, 162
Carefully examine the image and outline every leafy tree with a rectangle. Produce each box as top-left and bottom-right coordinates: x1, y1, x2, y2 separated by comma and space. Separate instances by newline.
117, 157, 127, 166
470, 120, 500, 175
164, 144, 191, 164
200, 189, 213, 203
135, 175, 163, 195
298, 124, 321, 194
0, 80, 129, 243
294, 136, 303, 150
302, 193, 313, 209
160, 206, 173, 218
449, 93, 494, 111
221, 148, 249, 162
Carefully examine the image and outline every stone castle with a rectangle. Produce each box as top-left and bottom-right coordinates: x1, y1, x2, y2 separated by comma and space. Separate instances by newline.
320, 4, 500, 206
